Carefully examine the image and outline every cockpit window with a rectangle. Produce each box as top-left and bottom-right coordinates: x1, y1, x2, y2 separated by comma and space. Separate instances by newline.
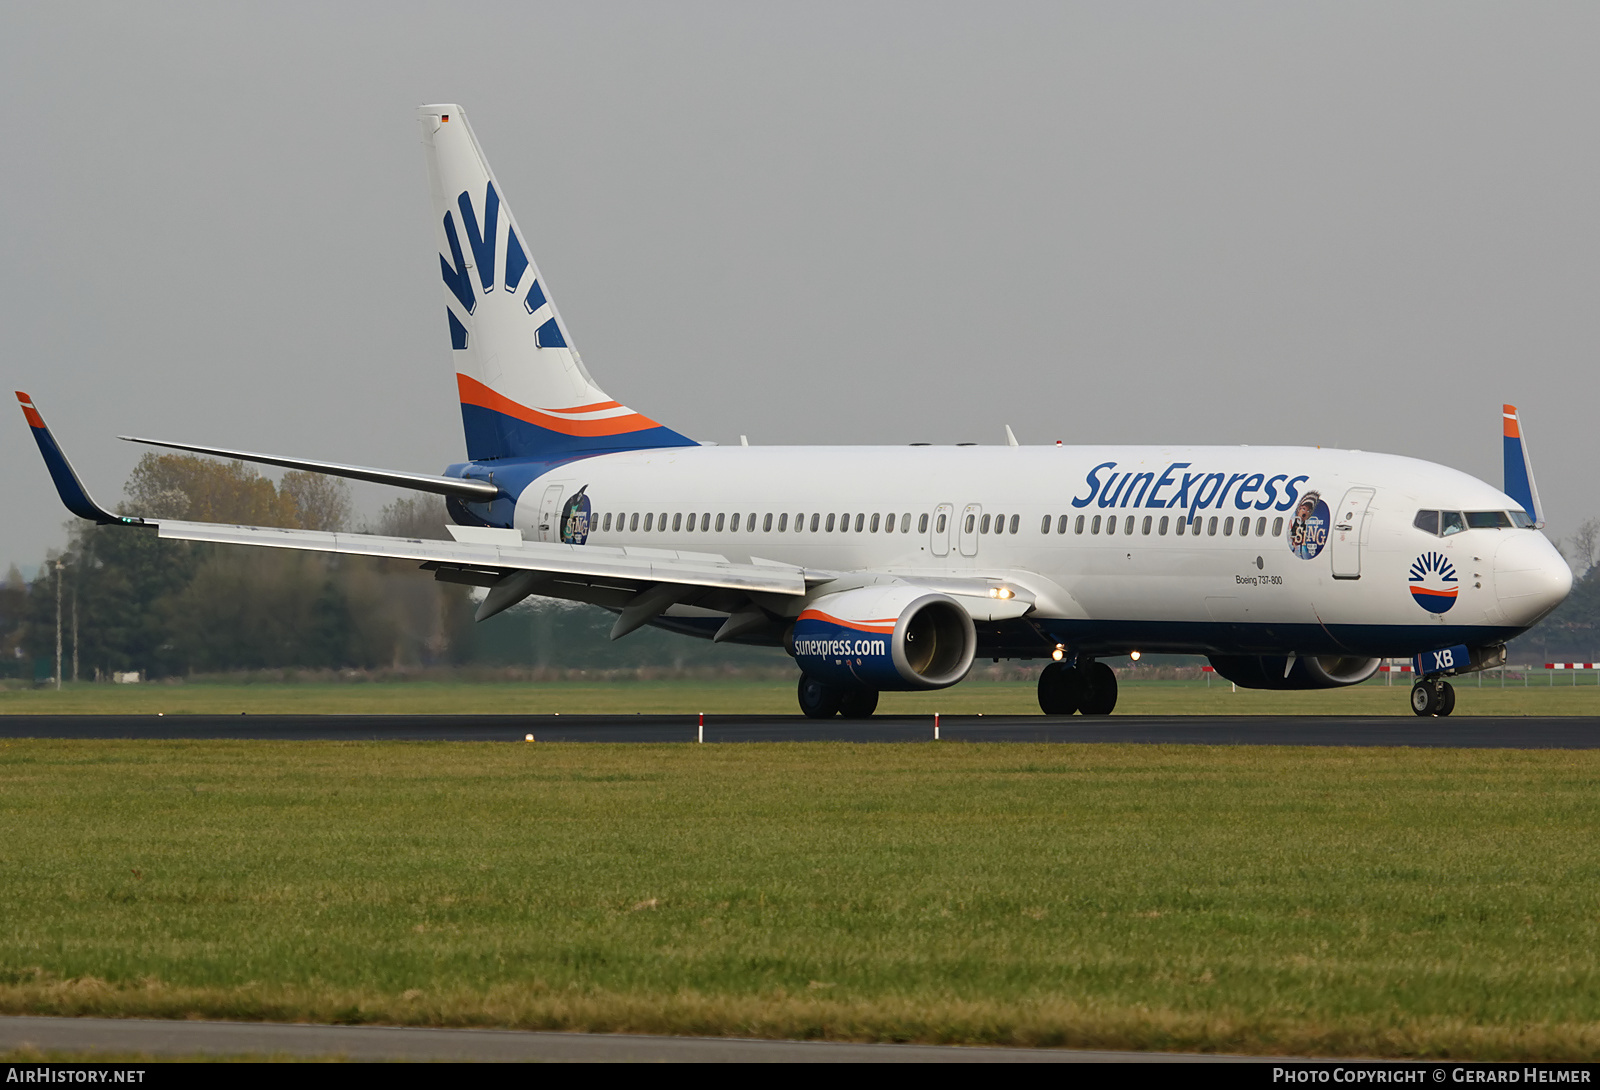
1509, 510, 1535, 528
1467, 511, 1513, 529
1413, 510, 1439, 535
1439, 511, 1466, 536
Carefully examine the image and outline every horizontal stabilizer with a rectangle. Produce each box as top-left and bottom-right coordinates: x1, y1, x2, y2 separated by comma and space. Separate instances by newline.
1501, 404, 1544, 527
118, 436, 500, 501
16, 393, 139, 526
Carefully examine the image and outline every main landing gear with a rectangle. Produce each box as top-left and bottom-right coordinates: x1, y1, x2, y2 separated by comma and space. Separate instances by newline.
797, 675, 880, 719
1410, 676, 1456, 717
1038, 660, 1118, 716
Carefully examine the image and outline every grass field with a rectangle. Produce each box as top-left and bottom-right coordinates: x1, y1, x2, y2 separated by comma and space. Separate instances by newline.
1, 675, 1597, 716
1, 740, 1598, 1058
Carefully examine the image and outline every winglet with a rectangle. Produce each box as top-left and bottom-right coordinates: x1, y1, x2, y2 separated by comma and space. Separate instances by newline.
15, 392, 140, 526
1502, 404, 1544, 528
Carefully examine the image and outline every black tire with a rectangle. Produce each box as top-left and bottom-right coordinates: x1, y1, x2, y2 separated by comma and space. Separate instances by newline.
798, 675, 842, 719
838, 689, 880, 719
1437, 681, 1456, 717
1079, 661, 1119, 716
1037, 662, 1081, 716
1410, 681, 1433, 715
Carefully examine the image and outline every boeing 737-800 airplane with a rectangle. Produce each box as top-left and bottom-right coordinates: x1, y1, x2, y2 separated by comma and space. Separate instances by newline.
19, 104, 1573, 718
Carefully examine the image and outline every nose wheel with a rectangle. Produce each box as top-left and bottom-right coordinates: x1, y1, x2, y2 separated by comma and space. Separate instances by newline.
1409, 678, 1456, 717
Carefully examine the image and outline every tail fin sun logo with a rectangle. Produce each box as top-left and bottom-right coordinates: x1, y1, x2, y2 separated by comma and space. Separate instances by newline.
440, 183, 555, 348
1408, 551, 1459, 614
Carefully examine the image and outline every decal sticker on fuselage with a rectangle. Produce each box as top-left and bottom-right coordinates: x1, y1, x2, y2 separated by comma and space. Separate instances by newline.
561, 487, 591, 545
1287, 491, 1329, 560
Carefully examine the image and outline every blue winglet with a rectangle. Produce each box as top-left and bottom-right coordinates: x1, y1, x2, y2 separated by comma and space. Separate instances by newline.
15, 392, 141, 526
1501, 404, 1543, 527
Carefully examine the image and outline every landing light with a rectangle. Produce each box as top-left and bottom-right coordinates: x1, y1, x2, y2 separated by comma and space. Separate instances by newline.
988, 587, 1015, 600
1130, 650, 1142, 661
1051, 645, 1065, 662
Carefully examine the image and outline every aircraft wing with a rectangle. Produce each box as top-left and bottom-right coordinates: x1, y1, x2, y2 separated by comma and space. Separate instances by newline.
17, 393, 809, 630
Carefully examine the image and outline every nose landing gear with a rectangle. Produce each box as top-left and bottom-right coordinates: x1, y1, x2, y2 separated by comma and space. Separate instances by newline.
1409, 677, 1456, 717
1038, 659, 1118, 716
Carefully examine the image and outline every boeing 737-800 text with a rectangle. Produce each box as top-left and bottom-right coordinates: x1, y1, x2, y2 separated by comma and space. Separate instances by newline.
18, 105, 1573, 717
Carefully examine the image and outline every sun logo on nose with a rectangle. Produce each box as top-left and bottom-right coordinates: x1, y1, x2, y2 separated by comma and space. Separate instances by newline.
1408, 551, 1459, 614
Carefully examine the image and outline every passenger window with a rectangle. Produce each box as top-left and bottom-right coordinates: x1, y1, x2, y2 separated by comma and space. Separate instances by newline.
1124, 516, 1134, 534
965, 514, 975, 533
1239, 517, 1250, 537
1041, 515, 1051, 534
778, 513, 788, 532
670, 513, 680, 532
660, 512, 668, 531
980, 514, 991, 534
870, 513, 880, 533
840, 513, 850, 532
1256, 517, 1266, 536
854, 513, 864, 532
1223, 516, 1234, 535
643, 513, 654, 531
1091, 515, 1102, 534
1142, 515, 1152, 535
826, 513, 836, 532
1413, 510, 1439, 535
602, 513, 612, 532
1159, 515, 1169, 535
629, 513, 640, 532
1009, 514, 1019, 534
936, 513, 946, 533
918, 513, 929, 534
711, 513, 722, 532
1107, 516, 1117, 535
1075, 515, 1085, 534
1058, 514, 1070, 534
1272, 517, 1283, 537
1440, 511, 1465, 536
902, 513, 911, 533
811, 513, 821, 532
703, 514, 711, 531
758, 513, 768, 531
746, 513, 756, 532
1176, 514, 1186, 536
1208, 516, 1218, 536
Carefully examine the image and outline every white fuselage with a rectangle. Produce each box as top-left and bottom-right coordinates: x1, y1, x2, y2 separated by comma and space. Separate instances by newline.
492, 443, 1571, 659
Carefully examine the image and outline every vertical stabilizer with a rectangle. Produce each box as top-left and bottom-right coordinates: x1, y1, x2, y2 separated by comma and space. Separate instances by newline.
417, 105, 695, 461
1502, 404, 1544, 527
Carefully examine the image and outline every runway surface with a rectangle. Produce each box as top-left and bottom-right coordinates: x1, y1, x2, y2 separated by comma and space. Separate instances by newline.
0, 713, 1594, 747
0, 1015, 1260, 1062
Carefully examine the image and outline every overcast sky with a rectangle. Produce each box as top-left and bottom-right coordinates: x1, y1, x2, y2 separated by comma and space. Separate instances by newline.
2, 2, 1595, 570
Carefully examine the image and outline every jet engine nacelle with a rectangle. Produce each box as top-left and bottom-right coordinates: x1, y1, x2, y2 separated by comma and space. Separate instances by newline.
789, 586, 976, 691
1207, 654, 1382, 690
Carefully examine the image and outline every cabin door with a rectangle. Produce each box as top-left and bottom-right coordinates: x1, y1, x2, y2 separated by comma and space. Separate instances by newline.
1330, 487, 1375, 579
959, 504, 982, 557
536, 484, 564, 542
930, 503, 954, 557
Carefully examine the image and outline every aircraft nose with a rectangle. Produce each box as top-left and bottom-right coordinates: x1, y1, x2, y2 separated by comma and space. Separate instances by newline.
1493, 531, 1573, 628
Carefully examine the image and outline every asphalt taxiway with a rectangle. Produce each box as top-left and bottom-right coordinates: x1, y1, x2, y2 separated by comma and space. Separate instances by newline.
0, 713, 1593, 747
0, 1015, 1268, 1062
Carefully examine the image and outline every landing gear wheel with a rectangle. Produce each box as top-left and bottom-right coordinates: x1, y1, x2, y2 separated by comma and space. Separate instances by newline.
1037, 661, 1082, 715
798, 675, 842, 719
838, 689, 880, 719
1410, 681, 1433, 716
1410, 679, 1455, 716
1078, 661, 1119, 716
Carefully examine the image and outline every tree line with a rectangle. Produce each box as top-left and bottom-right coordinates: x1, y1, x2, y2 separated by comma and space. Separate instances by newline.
0, 454, 1592, 680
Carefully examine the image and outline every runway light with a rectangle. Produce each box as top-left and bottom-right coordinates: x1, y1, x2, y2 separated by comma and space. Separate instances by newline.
1130, 650, 1141, 661
1051, 645, 1065, 662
